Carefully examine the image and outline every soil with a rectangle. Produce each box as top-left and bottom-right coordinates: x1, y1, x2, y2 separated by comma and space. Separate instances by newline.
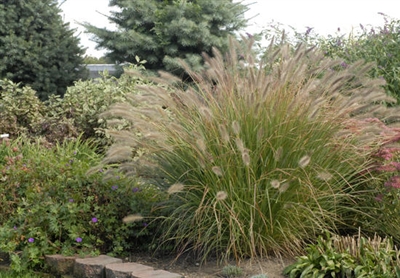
124, 252, 295, 278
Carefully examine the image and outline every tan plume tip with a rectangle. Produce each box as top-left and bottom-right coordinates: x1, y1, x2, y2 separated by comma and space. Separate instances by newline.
298, 155, 311, 168
274, 147, 283, 162
196, 138, 207, 153
278, 182, 290, 193
317, 171, 333, 181
216, 191, 228, 200
122, 214, 144, 223
167, 183, 185, 194
242, 151, 250, 166
270, 180, 280, 189
232, 121, 241, 135
199, 107, 213, 121
212, 166, 223, 177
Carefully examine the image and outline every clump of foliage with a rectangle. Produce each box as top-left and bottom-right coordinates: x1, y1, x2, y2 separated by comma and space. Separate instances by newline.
283, 231, 400, 277
46, 64, 148, 149
0, 137, 162, 273
83, 0, 248, 75
221, 264, 243, 278
0, 62, 148, 148
0, 79, 46, 137
100, 37, 400, 262
0, 0, 87, 100
348, 117, 400, 243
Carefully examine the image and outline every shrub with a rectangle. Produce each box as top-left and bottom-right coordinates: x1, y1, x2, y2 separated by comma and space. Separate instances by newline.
45, 64, 149, 149
100, 38, 400, 262
283, 231, 400, 277
221, 264, 243, 278
0, 137, 162, 272
348, 118, 400, 243
0, 79, 46, 137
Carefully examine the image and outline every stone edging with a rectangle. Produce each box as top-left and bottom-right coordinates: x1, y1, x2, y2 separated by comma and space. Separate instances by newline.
45, 254, 183, 278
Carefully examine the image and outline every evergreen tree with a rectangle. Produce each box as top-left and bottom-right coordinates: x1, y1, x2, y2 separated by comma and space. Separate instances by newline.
84, 0, 248, 75
0, 0, 88, 100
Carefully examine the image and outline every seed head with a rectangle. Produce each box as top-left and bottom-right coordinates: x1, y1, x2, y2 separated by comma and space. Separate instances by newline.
298, 155, 311, 168
317, 171, 333, 181
218, 124, 230, 143
212, 166, 223, 177
196, 138, 207, 153
216, 191, 228, 201
232, 121, 241, 135
242, 151, 251, 166
274, 147, 283, 162
123, 214, 144, 223
270, 180, 280, 188
167, 183, 185, 194
278, 182, 289, 193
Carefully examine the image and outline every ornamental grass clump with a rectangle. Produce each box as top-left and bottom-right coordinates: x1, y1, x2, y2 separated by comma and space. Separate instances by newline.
101, 38, 400, 261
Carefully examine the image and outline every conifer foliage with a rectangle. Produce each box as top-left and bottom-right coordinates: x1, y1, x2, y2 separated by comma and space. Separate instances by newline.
84, 0, 248, 75
0, 0, 87, 100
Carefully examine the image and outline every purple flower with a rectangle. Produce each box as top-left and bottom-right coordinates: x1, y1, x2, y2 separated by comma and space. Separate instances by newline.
13, 226, 17, 230
340, 61, 348, 68
76, 237, 82, 243
91, 217, 98, 223
98, 169, 104, 173
132, 187, 140, 193
73, 151, 77, 155
111, 185, 118, 191
69, 198, 74, 203
305, 26, 313, 36
143, 222, 148, 227
28, 238, 34, 243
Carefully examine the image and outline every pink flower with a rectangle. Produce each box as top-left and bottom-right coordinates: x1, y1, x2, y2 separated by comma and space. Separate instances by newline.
374, 194, 383, 202
385, 176, 400, 189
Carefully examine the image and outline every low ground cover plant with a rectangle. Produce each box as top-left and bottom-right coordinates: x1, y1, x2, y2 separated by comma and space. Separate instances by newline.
283, 231, 400, 277
100, 37, 400, 262
0, 137, 162, 272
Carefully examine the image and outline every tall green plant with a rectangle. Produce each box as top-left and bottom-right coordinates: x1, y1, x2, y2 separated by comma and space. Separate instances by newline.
101, 38, 400, 262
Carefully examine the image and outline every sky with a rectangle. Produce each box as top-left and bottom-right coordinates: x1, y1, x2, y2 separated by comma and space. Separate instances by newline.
59, 0, 400, 57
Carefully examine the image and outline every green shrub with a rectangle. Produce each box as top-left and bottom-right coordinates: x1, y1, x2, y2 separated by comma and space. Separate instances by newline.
44, 66, 148, 149
0, 79, 46, 137
221, 264, 243, 277
0, 137, 162, 272
101, 38, 400, 262
283, 231, 400, 277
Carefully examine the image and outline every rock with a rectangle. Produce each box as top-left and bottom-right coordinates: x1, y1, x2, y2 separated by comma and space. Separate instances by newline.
74, 255, 122, 278
45, 254, 76, 275
0, 251, 9, 265
105, 262, 154, 278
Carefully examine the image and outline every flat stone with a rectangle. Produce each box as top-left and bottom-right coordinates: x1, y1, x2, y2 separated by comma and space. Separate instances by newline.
143, 269, 183, 278
45, 254, 76, 275
105, 262, 154, 278
74, 255, 122, 278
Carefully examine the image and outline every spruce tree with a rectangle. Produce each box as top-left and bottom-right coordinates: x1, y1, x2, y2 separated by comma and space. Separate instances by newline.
84, 0, 248, 75
0, 0, 87, 100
